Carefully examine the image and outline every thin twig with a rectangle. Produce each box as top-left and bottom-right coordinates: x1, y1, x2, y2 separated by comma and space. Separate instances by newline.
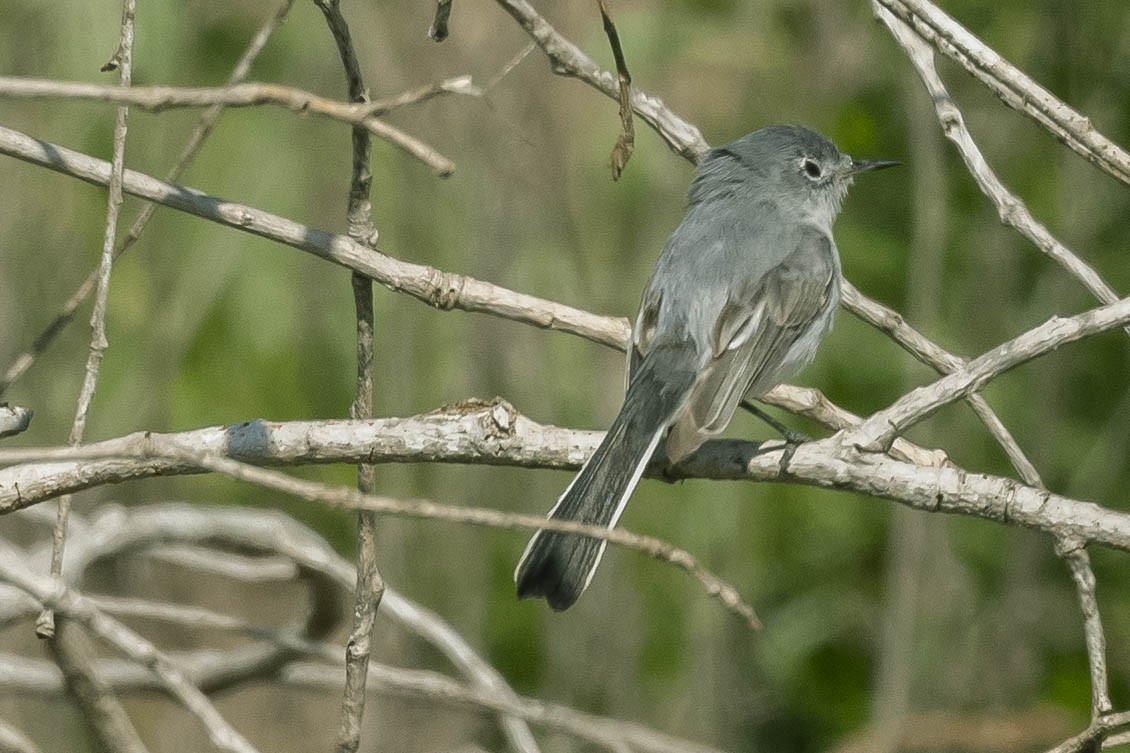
37, 0, 135, 643
597, 0, 634, 179
0, 0, 295, 399
309, 0, 388, 748
173, 449, 762, 629
38, 7, 149, 747
0, 551, 260, 753
1054, 538, 1112, 720
0, 76, 460, 175
493, 0, 707, 161
874, 0, 1130, 187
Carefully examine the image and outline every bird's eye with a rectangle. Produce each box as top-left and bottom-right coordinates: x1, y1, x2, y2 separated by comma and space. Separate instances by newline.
802, 158, 822, 179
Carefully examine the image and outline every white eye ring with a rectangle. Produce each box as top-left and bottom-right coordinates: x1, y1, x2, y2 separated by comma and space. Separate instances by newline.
802, 158, 822, 180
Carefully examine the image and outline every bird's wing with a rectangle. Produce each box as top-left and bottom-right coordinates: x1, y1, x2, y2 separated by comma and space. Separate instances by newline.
665, 228, 838, 462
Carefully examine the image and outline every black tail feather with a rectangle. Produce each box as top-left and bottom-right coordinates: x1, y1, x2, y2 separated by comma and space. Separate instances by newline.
515, 344, 696, 610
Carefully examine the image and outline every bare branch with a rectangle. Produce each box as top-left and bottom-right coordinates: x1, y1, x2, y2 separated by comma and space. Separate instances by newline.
873, 4, 1127, 320
0, 653, 731, 753
1043, 711, 1130, 753
492, 0, 708, 161
38, 0, 136, 644
1, 402, 1128, 553
0, 77, 459, 176
3, 501, 706, 752
874, 0, 1130, 187
1054, 538, 1112, 720
0, 0, 296, 399
309, 0, 390, 748
841, 281, 1043, 487
180, 449, 762, 629
48, 620, 150, 753
0, 123, 629, 350
848, 296, 1130, 452
0, 551, 260, 753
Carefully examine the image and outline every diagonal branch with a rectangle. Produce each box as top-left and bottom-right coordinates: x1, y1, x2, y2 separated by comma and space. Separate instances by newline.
848, 296, 1130, 452
0, 551, 260, 753
0, 0, 296, 399
874, 0, 1130, 187
0, 124, 629, 350
178, 449, 761, 628
873, 4, 1127, 329
492, 0, 707, 161
841, 281, 1043, 487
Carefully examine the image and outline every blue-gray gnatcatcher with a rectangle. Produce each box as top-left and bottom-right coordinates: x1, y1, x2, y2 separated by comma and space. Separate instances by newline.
515, 125, 897, 610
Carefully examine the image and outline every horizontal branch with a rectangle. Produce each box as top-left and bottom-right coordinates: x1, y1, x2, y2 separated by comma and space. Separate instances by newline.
0, 76, 465, 175
0, 124, 629, 351
0, 652, 728, 753
1, 401, 1128, 555
0, 75, 478, 117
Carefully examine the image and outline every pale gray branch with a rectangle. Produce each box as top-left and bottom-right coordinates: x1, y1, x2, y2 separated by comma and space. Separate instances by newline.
0, 552, 259, 753
1055, 538, 1112, 720
0, 76, 464, 176
874, 0, 1130, 186
1, 402, 1128, 554
0, 652, 728, 753
0, 123, 629, 351
841, 281, 1042, 487
874, 4, 1126, 317
848, 297, 1130, 452
492, 0, 708, 162
0, 502, 702, 753
38, 0, 135, 652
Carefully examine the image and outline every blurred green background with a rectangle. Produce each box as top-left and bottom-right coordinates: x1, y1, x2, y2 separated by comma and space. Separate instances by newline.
1, 0, 1128, 751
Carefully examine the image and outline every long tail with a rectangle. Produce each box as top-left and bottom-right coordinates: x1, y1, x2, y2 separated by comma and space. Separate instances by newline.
514, 346, 695, 610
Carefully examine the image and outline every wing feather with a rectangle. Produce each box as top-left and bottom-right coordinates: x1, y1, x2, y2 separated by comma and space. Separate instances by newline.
665, 228, 838, 462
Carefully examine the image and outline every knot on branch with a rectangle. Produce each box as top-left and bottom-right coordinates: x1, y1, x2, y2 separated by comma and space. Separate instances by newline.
426, 270, 465, 310
483, 397, 517, 438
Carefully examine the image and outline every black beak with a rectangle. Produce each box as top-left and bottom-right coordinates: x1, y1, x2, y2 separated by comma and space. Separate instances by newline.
849, 158, 901, 175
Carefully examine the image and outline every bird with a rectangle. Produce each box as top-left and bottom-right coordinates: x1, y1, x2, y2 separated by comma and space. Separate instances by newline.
515, 125, 898, 611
